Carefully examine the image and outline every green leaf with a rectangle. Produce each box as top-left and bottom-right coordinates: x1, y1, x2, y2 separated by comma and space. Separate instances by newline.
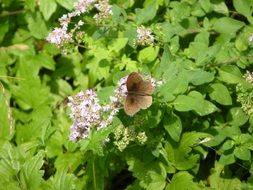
220, 140, 234, 151
143, 104, 164, 128
127, 150, 166, 190
167, 171, 201, 190
97, 86, 115, 104
19, 151, 44, 190
35, 53, 55, 71
234, 146, 251, 161
15, 105, 52, 144
138, 46, 159, 63
213, 17, 244, 35
209, 162, 242, 189
135, 1, 157, 24
209, 83, 232, 105
25, 0, 36, 12
54, 152, 83, 173
108, 38, 128, 53
169, 1, 191, 21
227, 107, 249, 127
165, 132, 210, 170
157, 72, 188, 102
187, 70, 214, 85
233, 0, 253, 24
12, 74, 52, 110
164, 112, 182, 142
46, 169, 77, 190
0, 19, 9, 43
200, 0, 211, 13
0, 143, 21, 180
174, 91, 217, 116
26, 12, 48, 39
39, 0, 57, 20
219, 153, 235, 165
154, 45, 173, 78
212, 1, 229, 15
218, 65, 245, 84
80, 124, 116, 156
56, 0, 75, 10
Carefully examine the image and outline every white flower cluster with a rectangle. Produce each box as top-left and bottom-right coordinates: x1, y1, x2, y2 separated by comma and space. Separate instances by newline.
94, 0, 113, 24
245, 71, 253, 84
134, 25, 155, 46
46, 0, 113, 48
68, 76, 127, 141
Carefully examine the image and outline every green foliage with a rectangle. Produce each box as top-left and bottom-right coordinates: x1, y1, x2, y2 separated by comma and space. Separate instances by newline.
1, 0, 253, 189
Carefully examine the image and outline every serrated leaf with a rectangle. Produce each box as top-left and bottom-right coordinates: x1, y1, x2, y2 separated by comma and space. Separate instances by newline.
12, 77, 52, 109
80, 124, 115, 156
108, 38, 128, 53
19, 151, 44, 189
26, 12, 48, 39
0, 143, 21, 180
209, 83, 232, 105
209, 162, 242, 189
47, 169, 77, 190
164, 112, 182, 142
167, 171, 201, 190
234, 146, 251, 161
174, 91, 217, 116
157, 72, 188, 102
135, 1, 157, 24
187, 70, 214, 85
213, 17, 244, 35
165, 132, 210, 170
127, 152, 166, 190
227, 107, 248, 127
39, 0, 57, 20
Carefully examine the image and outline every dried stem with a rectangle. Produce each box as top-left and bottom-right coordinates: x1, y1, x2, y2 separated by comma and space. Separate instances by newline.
0, 81, 14, 136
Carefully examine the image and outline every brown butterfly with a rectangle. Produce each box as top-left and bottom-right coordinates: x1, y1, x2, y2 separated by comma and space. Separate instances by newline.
124, 72, 154, 116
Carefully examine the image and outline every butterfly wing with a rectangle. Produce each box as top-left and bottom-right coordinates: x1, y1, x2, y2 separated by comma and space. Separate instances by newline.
137, 95, 152, 109
138, 80, 154, 95
126, 72, 143, 91
124, 72, 154, 116
124, 94, 141, 116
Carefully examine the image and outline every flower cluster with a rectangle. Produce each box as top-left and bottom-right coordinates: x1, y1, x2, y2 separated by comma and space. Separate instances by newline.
68, 75, 127, 141
237, 71, 253, 115
134, 25, 155, 46
46, 0, 113, 50
113, 125, 147, 152
94, 0, 113, 24
244, 71, 253, 84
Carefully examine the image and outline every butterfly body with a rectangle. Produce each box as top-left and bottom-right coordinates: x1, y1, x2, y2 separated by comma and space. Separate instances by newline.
124, 72, 154, 116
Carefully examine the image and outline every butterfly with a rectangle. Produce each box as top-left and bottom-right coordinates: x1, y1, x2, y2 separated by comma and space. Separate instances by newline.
124, 72, 154, 116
